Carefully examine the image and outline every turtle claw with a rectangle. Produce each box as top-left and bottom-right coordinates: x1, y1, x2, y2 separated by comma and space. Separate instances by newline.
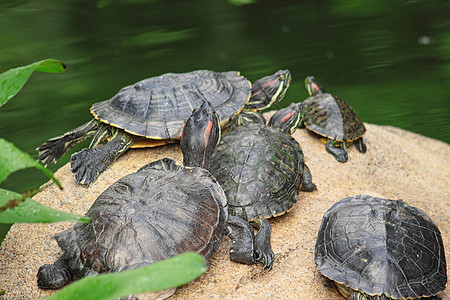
326, 140, 348, 163
254, 218, 274, 269
70, 148, 104, 186
335, 152, 348, 163
227, 216, 275, 268
255, 244, 274, 269
37, 137, 68, 165
301, 164, 317, 192
71, 131, 134, 186
37, 120, 101, 166
356, 138, 367, 153
37, 262, 72, 289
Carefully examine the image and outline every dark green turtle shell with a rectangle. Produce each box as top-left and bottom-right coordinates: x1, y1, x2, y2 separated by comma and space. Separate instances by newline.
301, 93, 365, 142
54, 158, 227, 275
209, 125, 305, 221
315, 195, 447, 299
91, 70, 251, 140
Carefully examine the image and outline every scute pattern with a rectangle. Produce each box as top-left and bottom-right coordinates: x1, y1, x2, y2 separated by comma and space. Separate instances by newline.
209, 125, 304, 221
91, 70, 251, 139
315, 195, 447, 299
302, 94, 365, 142
55, 158, 227, 275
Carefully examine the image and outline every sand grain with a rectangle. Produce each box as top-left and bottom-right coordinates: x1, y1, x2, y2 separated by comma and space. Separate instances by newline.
0, 118, 448, 299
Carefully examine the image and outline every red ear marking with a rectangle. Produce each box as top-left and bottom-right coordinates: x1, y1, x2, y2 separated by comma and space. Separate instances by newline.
313, 83, 320, 92
261, 78, 278, 90
281, 111, 295, 123
203, 117, 213, 146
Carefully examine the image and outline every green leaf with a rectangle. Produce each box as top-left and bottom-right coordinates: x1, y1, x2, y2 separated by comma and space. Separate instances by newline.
34, 59, 67, 73
0, 223, 12, 247
0, 188, 90, 224
46, 252, 207, 300
0, 59, 66, 107
0, 139, 61, 188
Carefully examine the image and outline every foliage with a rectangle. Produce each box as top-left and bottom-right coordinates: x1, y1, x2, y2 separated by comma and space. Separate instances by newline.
0, 188, 89, 223
0, 59, 66, 107
46, 252, 206, 300
0, 60, 207, 299
0, 138, 61, 188
0, 59, 85, 247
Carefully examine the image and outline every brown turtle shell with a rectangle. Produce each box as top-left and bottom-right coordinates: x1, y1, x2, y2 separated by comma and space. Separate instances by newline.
209, 124, 305, 221
301, 93, 365, 142
54, 158, 227, 275
91, 70, 251, 141
315, 195, 447, 299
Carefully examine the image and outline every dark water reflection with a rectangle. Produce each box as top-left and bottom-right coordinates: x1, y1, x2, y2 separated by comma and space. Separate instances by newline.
1, 0, 449, 191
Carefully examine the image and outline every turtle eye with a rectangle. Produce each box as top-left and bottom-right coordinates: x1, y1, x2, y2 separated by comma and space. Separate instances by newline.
279, 75, 286, 80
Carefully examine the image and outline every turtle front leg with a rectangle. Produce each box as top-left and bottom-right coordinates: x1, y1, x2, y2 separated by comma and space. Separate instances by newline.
70, 128, 135, 186
301, 164, 317, 192
348, 290, 391, 300
37, 119, 100, 166
326, 139, 348, 163
252, 218, 274, 269
355, 137, 367, 153
37, 256, 73, 289
227, 216, 274, 269
227, 216, 257, 265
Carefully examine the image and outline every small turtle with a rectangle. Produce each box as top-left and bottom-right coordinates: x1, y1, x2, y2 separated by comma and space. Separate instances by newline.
37, 102, 271, 295
37, 69, 291, 186
315, 195, 447, 300
209, 104, 316, 268
299, 76, 366, 162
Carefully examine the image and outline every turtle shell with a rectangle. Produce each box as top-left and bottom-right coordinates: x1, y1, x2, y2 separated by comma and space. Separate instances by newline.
315, 195, 447, 299
209, 124, 305, 221
91, 70, 251, 140
54, 158, 227, 275
301, 93, 365, 142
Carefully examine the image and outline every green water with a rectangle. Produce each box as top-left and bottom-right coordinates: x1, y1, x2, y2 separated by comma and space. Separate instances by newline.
1, 0, 449, 192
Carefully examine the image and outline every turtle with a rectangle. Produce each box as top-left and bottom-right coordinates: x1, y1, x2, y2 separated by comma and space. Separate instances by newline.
37, 69, 291, 186
298, 76, 366, 163
208, 103, 317, 268
37, 102, 271, 296
315, 195, 447, 300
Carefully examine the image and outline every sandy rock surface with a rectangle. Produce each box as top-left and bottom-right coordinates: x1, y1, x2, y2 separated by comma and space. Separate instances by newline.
0, 118, 449, 299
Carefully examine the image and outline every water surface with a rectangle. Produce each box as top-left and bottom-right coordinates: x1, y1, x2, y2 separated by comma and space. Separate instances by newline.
1, 0, 449, 191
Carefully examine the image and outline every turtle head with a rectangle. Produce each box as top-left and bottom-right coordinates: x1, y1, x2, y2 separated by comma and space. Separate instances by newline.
305, 76, 325, 96
230, 111, 266, 129
181, 101, 221, 169
246, 69, 291, 110
267, 102, 302, 135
